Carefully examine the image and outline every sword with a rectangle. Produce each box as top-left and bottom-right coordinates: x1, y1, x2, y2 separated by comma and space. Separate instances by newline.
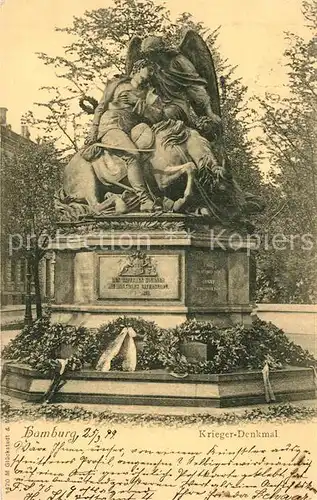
94, 143, 155, 153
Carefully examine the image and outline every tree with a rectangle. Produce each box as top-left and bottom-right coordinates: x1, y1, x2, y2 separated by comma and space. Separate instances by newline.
256, 0, 317, 303
27, 0, 264, 196
1, 139, 63, 318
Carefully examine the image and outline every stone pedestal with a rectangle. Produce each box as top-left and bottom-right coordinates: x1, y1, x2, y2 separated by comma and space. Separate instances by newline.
3, 364, 315, 407
50, 214, 256, 328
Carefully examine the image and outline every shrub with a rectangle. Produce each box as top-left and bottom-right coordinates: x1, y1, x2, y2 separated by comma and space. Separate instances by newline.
2, 397, 317, 424
171, 318, 316, 373
93, 317, 177, 371
2, 315, 316, 375
1, 315, 96, 374
237, 318, 316, 369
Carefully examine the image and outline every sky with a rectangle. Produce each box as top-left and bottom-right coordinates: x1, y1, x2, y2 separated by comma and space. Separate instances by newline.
0, 0, 311, 135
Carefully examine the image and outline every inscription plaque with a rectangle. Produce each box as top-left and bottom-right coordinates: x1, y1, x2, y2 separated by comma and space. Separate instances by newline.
98, 251, 180, 300
188, 250, 228, 306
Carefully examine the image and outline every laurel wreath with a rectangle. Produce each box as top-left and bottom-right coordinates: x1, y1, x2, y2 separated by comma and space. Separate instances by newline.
79, 95, 98, 115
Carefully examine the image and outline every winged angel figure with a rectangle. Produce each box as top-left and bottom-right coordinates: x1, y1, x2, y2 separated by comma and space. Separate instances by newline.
126, 32, 222, 134
56, 31, 263, 222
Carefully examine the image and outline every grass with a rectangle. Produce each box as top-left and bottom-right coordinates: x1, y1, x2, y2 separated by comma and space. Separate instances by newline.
1, 398, 316, 426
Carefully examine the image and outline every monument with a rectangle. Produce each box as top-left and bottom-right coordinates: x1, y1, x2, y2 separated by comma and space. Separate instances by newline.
52, 30, 263, 329
3, 30, 316, 409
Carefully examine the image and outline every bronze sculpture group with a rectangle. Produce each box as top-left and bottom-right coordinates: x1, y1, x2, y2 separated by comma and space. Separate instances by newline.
56, 31, 262, 222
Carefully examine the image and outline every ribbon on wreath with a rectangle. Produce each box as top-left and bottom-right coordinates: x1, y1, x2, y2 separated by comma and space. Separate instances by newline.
262, 360, 276, 403
310, 365, 317, 388
96, 327, 137, 372
42, 358, 79, 404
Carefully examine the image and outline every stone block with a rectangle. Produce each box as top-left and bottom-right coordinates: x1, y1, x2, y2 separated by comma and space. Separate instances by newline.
187, 250, 228, 307
74, 252, 95, 303
180, 341, 207, 362
51, 217, 254, 326
54, 253, 74, 304
228, 252, 249, 304
98, 251, 182, 301
2, 363, 316, 408
58, 343, 77, 359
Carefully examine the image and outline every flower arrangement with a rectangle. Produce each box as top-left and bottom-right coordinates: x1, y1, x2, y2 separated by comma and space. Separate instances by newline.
2, 315, 316, 375
1, 315, 96, 374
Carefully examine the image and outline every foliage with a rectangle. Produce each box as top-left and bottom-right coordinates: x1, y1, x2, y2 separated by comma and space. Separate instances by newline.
2, 397, 317, 425
26, 0, 179, 152
170, 318, 316, 373
1, 139, 63, 247
0, 138, 63, 316
1, 315, 170, 373
256, 0, 317, 303
2, 316, 315, 376
1, 315, 96, 374
26, 0, 265, 199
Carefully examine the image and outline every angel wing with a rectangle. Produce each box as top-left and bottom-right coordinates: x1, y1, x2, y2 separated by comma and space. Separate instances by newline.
125, 36, 142, 75
179, 30, 221, 117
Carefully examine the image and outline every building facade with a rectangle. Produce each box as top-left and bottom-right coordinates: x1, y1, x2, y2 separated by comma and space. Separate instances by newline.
1, 107, 53, 309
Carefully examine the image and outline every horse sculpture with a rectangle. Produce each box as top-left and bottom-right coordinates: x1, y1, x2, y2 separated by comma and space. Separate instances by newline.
56, 119, 231, 221
56, 29, 264, 223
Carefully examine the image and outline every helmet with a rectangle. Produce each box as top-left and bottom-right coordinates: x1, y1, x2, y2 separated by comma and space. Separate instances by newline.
141, 36, 165, 54
131, 123, 154, 150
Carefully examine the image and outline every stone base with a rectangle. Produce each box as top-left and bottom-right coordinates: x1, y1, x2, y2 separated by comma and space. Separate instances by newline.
50, 215, 256, 328
50, 305, 253, 329
2, 364, 315, 408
